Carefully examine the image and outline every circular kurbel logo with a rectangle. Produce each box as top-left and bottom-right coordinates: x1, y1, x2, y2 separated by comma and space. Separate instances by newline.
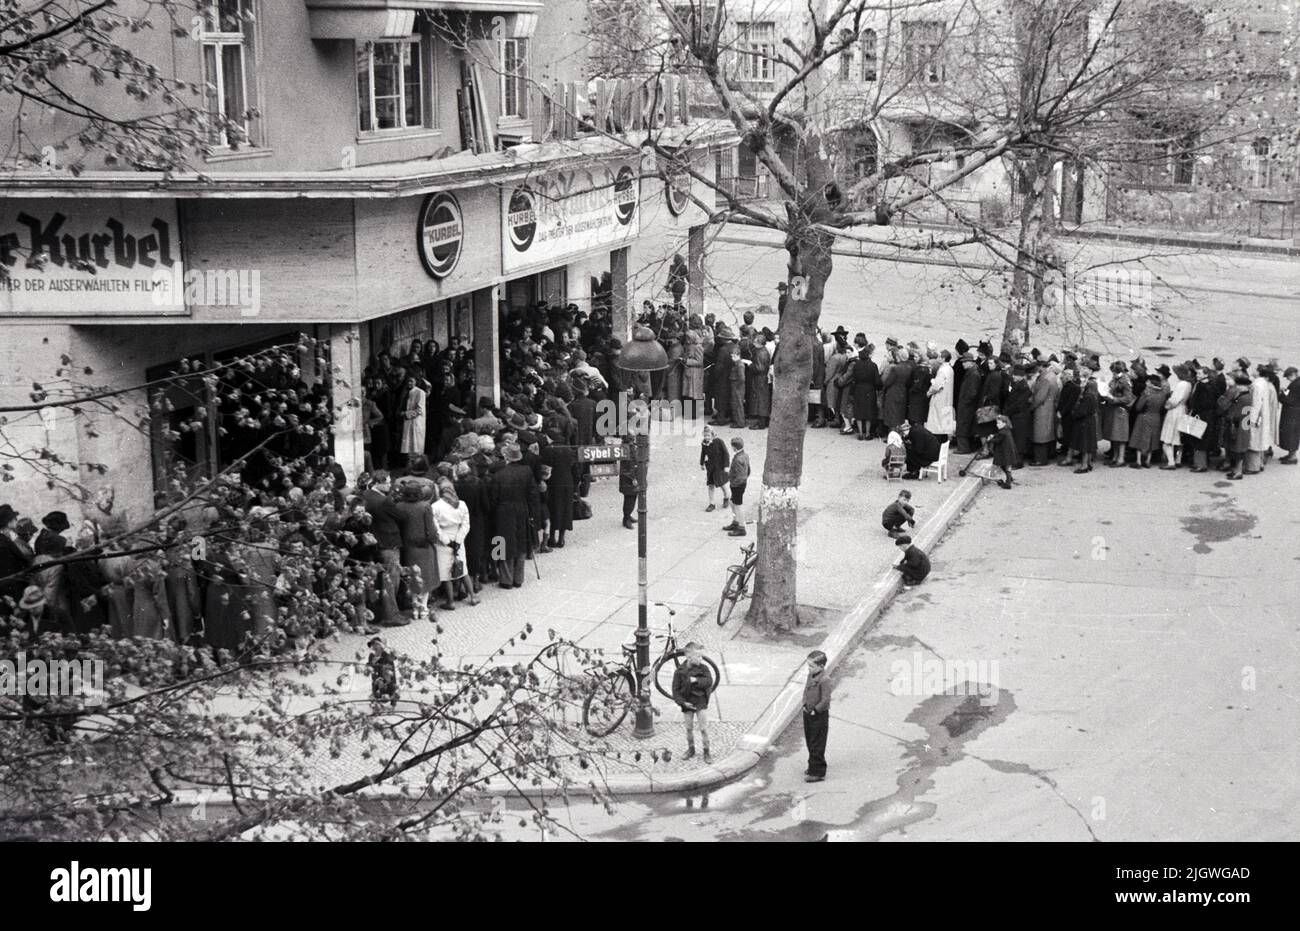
507, 187, 537, 252
417, 192, 463, 279
665, 163, 691, 217
613, 165, 638, 225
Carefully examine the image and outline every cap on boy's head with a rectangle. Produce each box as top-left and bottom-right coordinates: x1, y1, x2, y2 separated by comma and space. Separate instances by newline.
807, 649, 828, 667
684, 641, 703, 652
898, 490, 912, 499
731, 436, 744, 449
895, 535, 913, 546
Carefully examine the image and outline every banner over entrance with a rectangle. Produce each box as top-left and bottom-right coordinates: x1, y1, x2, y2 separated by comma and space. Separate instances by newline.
0, 198, 185, 316
502, 162, 639, 276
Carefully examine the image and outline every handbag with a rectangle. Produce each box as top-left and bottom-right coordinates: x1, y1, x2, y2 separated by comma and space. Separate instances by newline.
976, 404, 1000, 424
574, 498, 593, 520
1179, 413, 1208, 439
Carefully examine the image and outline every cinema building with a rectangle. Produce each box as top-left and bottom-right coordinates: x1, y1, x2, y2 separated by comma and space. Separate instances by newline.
0, 0, 735, 520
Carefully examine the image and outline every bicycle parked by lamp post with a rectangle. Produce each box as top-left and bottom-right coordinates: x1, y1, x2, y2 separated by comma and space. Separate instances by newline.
581, 603, 721, 738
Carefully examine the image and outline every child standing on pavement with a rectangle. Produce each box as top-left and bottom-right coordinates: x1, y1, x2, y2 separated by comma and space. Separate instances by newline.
892, 535, 931, 587
881, 489, 917, 537
671, 641, 715, 762
367, 637, 400, 709
802, 650, 832, 782
990, 414, 1017, 490
725, 436, 750, 536
700, 427, 731, 512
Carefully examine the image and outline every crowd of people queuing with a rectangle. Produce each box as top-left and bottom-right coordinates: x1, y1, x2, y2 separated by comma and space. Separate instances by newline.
801, 329, 1300, 488
4, 289, 1298, 672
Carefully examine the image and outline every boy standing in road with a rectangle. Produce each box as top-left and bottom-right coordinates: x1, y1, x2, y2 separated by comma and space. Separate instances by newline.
881, 489, 917, 537
803, 650, 832, 782
724, 436, 750, 536
671, 642, 715, 762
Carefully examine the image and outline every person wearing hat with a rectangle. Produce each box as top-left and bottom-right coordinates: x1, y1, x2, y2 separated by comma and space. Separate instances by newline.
824, 331, 852, 431
1101, 360, 1135, 467
34, 511, 71, 558
848, 335, 881, 440
0, 504, 32, 616
488, 442, 540, 587
1029, 357, 1061, 465
952, 340, 981, 454
399, 374, 428, 470
1184, 363, 1222, 472
1246, 363, 1280, 473
726, 340, 748, 430
708, 326, 736, 427
881, 343, 913, 434
925, 349, 956, 441
1004, 364, 1033, 466
892, 535, 931, 587
746, 332, 772, 429
1065, 364, 1100, 473
1129, 370, 1169, 468
1278, 366, 1299, 465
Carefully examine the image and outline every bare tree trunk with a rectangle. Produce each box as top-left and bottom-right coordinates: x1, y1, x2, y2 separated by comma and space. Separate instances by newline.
747, 228, 834, 632
1003, 150, 1054, 355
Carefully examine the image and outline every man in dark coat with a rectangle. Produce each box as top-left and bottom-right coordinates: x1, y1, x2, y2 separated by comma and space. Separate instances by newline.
488, 443, 540, 588
1056, 367, 1081, 463
974, 348, 1007, 443
907, 355, 932, 425
1065, 366, 1099, 471
809, 333, 828, 427
618, 436, 639, 529
953, 345, 982, 453
1003, 366, 1034, 467
708, 330, 734, 425
727, 342, 747, 430
899, 422, 941, 479
540, 430, 577, 547
568, 382, 598, 497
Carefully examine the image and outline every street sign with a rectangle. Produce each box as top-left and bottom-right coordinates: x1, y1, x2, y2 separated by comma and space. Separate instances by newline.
578, 443, 630, 463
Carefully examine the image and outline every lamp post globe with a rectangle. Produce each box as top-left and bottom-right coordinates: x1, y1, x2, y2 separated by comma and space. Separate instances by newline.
618, 325, 670, 373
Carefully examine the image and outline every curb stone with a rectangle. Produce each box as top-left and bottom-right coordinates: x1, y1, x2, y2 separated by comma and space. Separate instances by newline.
169, 473, 985, 811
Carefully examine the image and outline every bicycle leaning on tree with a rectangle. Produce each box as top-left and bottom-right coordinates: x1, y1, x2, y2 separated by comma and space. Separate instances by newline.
716, 542, 757, 627
581, 603, 721, 737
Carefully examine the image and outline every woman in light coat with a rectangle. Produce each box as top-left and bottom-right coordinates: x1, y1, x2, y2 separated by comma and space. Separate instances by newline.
432, 478, 476, 610
400, 375, 428, 465
1245, 366, 1279, 473
682, 329, 705, 416
924, 352, 956, 439
1160, 366, 1192, 468
1029, 364, 1060, 465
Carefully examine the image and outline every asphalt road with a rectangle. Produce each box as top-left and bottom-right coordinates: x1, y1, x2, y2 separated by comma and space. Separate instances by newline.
700, 227, 1300, 368
488, 456, 1299, 842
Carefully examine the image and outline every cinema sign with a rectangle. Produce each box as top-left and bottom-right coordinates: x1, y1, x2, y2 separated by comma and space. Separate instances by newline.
0, 199, 185, 316
502, 161, 639, 275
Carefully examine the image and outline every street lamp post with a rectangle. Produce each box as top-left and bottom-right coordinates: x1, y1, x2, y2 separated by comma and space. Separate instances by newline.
617, 326, 668, 739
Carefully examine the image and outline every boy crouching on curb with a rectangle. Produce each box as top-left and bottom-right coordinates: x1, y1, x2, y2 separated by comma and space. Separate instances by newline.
672, 642, 715, 762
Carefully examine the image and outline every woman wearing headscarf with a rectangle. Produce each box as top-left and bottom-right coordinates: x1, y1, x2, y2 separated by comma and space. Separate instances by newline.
1279, 366, 1300, 465
432, 478, 476, 610
1102, 361, 1135, 467
880, 347, 913, 433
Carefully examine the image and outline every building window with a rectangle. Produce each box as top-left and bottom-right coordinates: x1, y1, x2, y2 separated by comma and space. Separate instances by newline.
357, 38, 425, 132
500, 38, 529, 119
199, 0, 255, 147
737, 21, 775, 83
861, 29, 878, 81
839, 44, 852, 81
1172, 132, 1198, 185
903, 21, 945, 84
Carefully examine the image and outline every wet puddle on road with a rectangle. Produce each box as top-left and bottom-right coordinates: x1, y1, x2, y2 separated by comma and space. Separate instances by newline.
821, 687, 1017, 841
1180, 490, 1258, 554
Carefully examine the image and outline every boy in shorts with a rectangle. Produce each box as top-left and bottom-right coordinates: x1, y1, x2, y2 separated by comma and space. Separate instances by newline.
724, 436, 750, 536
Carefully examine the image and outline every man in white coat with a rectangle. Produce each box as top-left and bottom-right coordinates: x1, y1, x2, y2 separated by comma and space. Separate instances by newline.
924, 350, 956, 441
1246, 366, 1279, 473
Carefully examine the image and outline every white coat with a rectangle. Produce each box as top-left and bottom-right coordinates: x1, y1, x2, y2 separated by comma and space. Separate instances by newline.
925, 362, 956, 435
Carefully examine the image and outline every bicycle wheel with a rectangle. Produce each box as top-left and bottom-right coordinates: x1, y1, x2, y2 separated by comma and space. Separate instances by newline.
582, 669, 635, 737
716, 567, 744, 626
653, 651, 722, 701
